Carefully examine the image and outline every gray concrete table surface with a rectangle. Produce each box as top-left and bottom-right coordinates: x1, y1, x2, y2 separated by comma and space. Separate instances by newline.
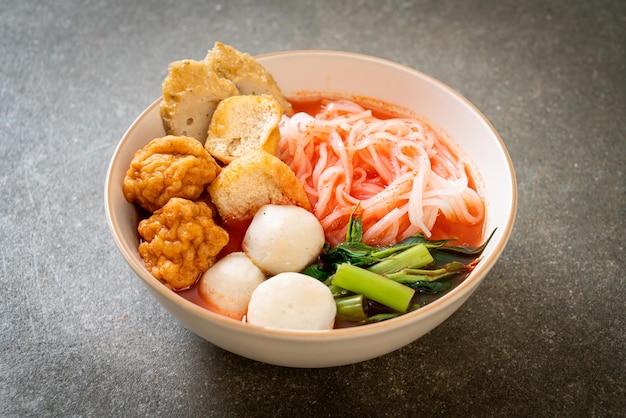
1, 0, 624, 416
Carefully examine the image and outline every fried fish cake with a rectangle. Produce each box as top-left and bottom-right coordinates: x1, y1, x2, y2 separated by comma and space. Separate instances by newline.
137, 198, 229, 290
208, 150, 311, 223
205, 42, 294, 116
123, 135, 220, 212
160, 59, 239, 143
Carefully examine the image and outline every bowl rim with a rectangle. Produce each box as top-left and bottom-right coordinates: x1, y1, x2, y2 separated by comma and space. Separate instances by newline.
104, 49, 517, 340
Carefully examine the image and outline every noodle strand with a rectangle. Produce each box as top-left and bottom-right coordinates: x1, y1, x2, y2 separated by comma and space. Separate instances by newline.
278, 99, 485, 246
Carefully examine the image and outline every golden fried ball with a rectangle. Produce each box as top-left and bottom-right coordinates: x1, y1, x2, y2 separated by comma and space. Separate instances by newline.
137, 198, 229, 290
123, 135, 220, 212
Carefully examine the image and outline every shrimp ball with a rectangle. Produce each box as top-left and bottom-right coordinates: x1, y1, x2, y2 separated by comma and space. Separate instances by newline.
198, 252, 266, 320
242, 204, 325, 276
247, 272, 336, 331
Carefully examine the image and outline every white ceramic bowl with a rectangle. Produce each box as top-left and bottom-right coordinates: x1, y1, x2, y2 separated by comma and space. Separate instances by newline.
105, 50, 517, 368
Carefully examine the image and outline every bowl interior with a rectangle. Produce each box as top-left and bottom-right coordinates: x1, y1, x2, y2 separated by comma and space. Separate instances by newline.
105, 50, 516, 366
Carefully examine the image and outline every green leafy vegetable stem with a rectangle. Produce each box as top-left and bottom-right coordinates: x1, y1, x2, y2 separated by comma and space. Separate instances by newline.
332, 264, 415, 313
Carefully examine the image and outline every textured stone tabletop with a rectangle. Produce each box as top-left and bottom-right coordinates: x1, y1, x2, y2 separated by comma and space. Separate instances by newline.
1, 1, 624, 416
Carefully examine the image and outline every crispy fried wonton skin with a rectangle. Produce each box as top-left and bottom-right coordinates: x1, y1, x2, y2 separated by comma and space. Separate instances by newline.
137, 198, 229, 290
123, 135, 220, 212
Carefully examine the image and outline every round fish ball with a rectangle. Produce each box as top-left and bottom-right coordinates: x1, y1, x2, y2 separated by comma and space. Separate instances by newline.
247, 272, 336, 331
243, 204, 325, 276
198, 252, 266, 320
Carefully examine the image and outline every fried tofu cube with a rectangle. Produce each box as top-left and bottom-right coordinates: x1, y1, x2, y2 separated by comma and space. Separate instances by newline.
204, 94, 283, 164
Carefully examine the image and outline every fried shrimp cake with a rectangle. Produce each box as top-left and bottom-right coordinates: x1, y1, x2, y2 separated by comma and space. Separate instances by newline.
123, 135, 220, 212
208, 150, 311, 223
137, 198, 229, 290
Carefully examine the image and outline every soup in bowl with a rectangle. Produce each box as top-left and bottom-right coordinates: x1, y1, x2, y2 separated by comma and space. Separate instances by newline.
105, 49, 516, 367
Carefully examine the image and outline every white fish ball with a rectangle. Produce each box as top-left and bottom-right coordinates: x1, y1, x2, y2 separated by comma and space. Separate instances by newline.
243, 204, 325, 276
198, 252, 266, 320
247, 272, 336, 331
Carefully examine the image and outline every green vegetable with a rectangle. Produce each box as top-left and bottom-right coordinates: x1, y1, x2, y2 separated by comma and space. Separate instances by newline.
335, 294, 368, 321
366, 243, 434, 275
384, 261, 470, 283
344, 205, 363, 243
406, 281, 452, 293
326, 281, 351, 298
364, 313, 401, 324
302, 211, 495, 324
332, 264, 415, 313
